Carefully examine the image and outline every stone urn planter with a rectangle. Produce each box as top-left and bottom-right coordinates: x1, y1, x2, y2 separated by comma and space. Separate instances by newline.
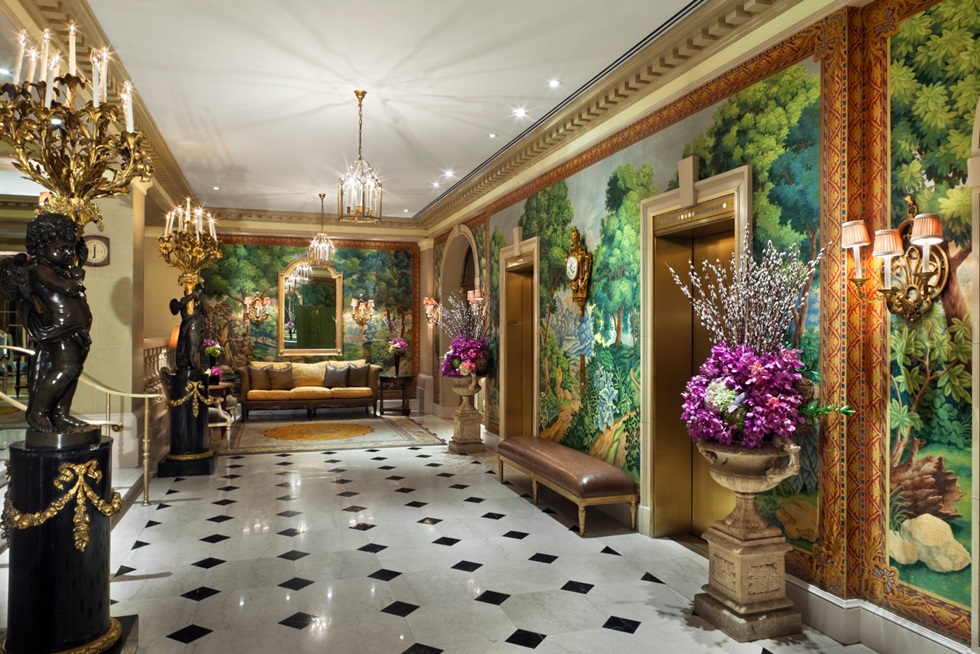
693, 435, 803, 642
448, 374, 485, 454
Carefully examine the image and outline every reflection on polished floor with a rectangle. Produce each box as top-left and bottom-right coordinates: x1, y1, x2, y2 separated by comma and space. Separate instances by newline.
0, 416, 876, 653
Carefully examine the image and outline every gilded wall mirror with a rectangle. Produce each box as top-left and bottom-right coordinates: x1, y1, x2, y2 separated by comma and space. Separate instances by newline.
277, 257, 344, 356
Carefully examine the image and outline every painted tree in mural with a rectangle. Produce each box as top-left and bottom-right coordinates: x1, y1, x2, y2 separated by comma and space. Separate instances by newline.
887, 0, 977, 530
891, 0, 979, 331
487, 226, 508, 422
518, 182, 574, 429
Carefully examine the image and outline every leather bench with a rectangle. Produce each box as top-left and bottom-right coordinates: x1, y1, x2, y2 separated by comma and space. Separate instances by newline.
497, 436, 639, 535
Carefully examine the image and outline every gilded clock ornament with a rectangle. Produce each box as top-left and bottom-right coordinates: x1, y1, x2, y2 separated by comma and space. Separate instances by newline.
567, 227, 592, 316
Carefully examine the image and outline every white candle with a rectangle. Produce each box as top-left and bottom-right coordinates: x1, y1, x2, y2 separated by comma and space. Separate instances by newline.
121, 81, 134, 131
68, 23, 76, 76
90, 50, 100, 107
99, 49, 109, 103
43, 55, 56, 108
209, 216, 216, 239
26, 49, 37, 84
13, 31, 26, 83
164, 210, 173, 235
39, 30, 49, 83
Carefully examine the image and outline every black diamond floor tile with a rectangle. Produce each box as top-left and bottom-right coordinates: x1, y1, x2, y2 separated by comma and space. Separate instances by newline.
601, 546, 621, 556
505, 628, 546, 649
191, 557, 226, 569
366, 448, 380, 452
395, 487, 416, 493
155, 503, 171, 510
212, 499, 236, 506
275, 482, 291, 488
408, 446, 422, 450
207, 515, 234, 523
279, 577, 315, 591
229, 455, 245, 460
502, 530, 528, 540
337, 491, 359, 498
449, 484, 468, 490
276, 453, 292, 457
529, 553, 558, 564
405, 501, 427, 508
603, 616, 641, 634
328, 467, 347, 473
418, 517, 442, 525
165, 489, 180, 495
433, 536, 460, 546
275, 462, 293, 467
437, 472, 454, 478
167, 624, 212, 644
342, 505, 367, 513
334, 479, 354, 485
174, 477, 187, 482
277, 510, 302, 518
387, 475, 405, 481
452, 560, 483, 572
278, 550, 310, 561
181, 586, 220, 601
216, 486, 239, 492
116, 565, 136, 576
561, 580, 594, 594
369, 568, 403, 581
381, 601, 420, 617
402, 644, 444, 654
482, 512, 505, 520
279, 611, 316, 630
351, 522, 376, 531
132, 540, 150, 550
359, 543, 388, 553
324, 458, 341, 463
277, 495, 298, 501
145, 520, 161, 528
542, 507, 557, 515
464, 496, 485, 503
371, 456, 387, 461
425, 462, 442, 467
475, 590, 510, 605
226, 464, 244, 469
221, 474, 241, 479
278, 528, 301, 537
379, 465, 396, 470
642, 572, 664, 584
416, 454, 432, 458
200, 534, 230, 544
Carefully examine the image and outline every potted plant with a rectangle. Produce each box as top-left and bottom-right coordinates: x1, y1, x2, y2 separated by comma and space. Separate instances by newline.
668, 230, 850, 641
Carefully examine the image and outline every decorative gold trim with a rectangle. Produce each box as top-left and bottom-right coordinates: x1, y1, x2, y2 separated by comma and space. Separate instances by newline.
165, 450, 214, 462
167, 380, 218, 417
1, 460, 122, 552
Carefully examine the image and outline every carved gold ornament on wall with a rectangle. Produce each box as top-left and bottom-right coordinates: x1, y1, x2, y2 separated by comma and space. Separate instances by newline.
566, 227, 592, 316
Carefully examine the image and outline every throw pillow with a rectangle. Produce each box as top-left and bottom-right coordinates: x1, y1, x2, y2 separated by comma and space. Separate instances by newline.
268, 364, 294, 391
248, 365, 271, 391
324, 364, 349, 388
348, 363, 369, 387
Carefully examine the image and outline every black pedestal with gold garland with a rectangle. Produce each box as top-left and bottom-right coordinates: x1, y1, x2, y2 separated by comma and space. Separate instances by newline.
2, 435, 122, 654
158, 368, 215, 477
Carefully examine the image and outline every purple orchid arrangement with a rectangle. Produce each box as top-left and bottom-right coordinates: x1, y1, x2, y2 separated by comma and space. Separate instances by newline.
682, 343, 806, 448
441, 334, 490, 378
389, 337, 408, 355
209, 366, 222, 379
670, 231, 846, 448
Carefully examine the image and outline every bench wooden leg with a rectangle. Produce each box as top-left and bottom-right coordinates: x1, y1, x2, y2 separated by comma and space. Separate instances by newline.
531, 477, 539, 504
578, 505, 586, 535
497, 457, 504, 482
630, 499, 637, 531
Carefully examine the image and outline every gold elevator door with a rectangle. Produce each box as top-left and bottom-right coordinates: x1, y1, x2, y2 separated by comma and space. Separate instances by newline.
689, 232, 736, 537
504, 268, 534, 437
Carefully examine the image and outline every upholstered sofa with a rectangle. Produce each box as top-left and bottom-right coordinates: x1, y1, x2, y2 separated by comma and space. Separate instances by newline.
236, 360, 382, 420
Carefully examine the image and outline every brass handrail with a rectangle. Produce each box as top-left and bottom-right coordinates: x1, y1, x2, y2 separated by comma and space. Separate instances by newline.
0, 344, 164, 506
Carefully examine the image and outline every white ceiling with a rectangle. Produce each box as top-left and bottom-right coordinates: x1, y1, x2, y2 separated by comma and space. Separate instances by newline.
81, 0, 702, 219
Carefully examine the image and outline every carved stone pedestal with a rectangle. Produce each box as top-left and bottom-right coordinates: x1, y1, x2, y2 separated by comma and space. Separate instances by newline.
448, 375, 485, 454
694, 523, 801, 642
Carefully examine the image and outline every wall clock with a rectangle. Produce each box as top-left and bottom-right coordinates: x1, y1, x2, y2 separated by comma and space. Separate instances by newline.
84, 235, 110, 267
566, 227, 592, 316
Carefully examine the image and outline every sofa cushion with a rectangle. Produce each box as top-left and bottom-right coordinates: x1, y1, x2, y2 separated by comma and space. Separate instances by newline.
348, 364, 370, 387
246, 390, 292, 401
330, 387, 373, 399
324, 364, 349, 388
248, 365, 271, 391
289, 387, 333, 400
293, 361, 328, 387
268, 364, 294, 390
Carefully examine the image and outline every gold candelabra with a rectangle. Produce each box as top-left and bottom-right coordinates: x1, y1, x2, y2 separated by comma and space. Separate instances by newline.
158, 199, 222, 298
0, 27, 152, 229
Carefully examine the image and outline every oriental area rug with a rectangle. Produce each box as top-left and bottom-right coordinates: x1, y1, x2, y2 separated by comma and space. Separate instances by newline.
226, 413, 443, 454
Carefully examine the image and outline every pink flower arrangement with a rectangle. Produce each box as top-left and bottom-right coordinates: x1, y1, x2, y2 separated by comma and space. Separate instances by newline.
389, 337, 408, 355
208, 366, 222, 379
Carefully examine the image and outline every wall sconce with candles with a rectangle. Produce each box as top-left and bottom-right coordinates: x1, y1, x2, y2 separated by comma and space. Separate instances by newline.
423, 297, 440, 325
244, 294, 271, 324
841, 197, 949, 322
467, 289, 485, 316
351, 294, 375, 328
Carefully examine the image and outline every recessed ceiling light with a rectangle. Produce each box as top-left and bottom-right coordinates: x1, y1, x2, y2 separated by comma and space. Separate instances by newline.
548, 79, 561, 88
403, 209, 409, 213
488, 133, 498, 139
431, 182, 441, 189
212, 186, 220, 191
512, 108, 528, 119
443, 170, 455, 178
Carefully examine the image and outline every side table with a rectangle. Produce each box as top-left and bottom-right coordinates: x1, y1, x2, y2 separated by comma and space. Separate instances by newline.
379, 374, 416, 416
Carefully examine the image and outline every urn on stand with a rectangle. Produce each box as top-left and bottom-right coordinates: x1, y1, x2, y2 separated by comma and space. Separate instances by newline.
449, 374, 485, 454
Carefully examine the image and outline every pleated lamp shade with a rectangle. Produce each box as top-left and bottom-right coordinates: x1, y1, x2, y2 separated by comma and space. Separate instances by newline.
910, 213, 943, 246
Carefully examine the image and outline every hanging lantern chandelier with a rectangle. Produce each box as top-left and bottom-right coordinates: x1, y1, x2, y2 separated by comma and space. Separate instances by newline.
338, 89, 382, 224
308, 192, 335, 266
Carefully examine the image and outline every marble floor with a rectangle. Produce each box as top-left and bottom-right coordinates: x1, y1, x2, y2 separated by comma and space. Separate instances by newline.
0, 416, 877, 653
